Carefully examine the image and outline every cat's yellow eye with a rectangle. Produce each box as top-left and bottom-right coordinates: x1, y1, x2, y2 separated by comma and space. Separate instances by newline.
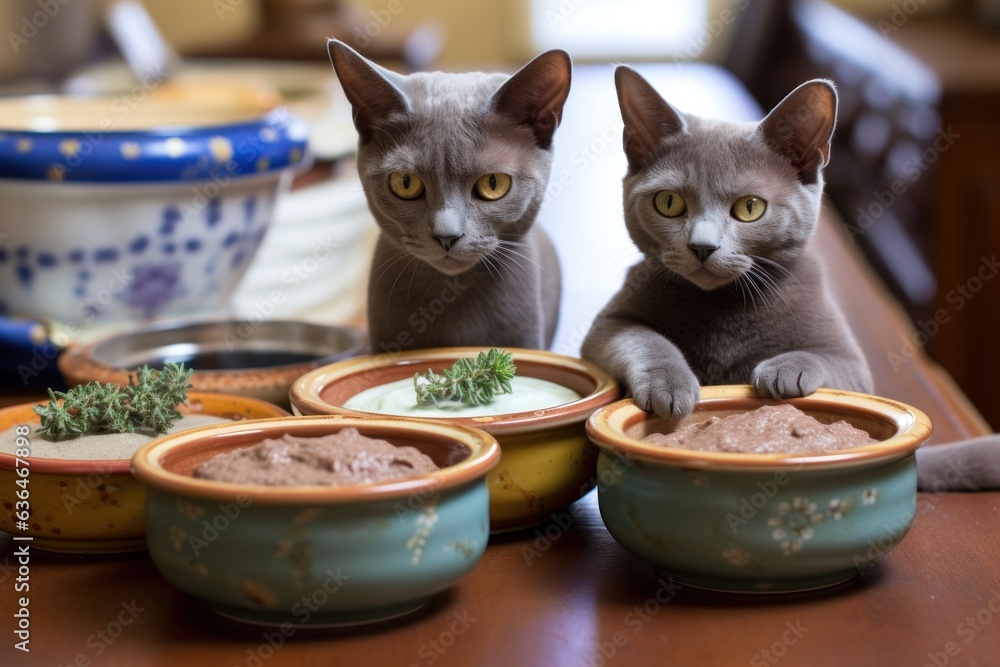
389, 171, 425, 200
474, 173, 512, 201
732, 195, 767, 222
653, 191, 686, 218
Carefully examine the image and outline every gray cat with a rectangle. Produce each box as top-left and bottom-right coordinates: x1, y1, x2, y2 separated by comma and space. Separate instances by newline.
327, 40, 570, 352
581, 67, 873, 418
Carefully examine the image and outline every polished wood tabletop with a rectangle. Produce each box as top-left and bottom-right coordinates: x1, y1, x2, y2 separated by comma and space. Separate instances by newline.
2, 64, 998, 667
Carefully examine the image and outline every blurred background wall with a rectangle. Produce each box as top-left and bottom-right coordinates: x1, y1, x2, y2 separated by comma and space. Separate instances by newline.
0, 0, 960, 73
344, 0, 960, 66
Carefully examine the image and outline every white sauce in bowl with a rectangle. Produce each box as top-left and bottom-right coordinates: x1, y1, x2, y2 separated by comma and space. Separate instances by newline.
343, 376, 583, 418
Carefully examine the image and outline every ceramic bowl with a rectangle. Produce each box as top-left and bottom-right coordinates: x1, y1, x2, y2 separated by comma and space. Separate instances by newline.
289, 347, 620, 532
0, 392, 288, 553
131, 415, 500, 627
58, 318, 366, 408
0, 89, 308, 327
66, 59, 359, 160
586, 386, 933, 593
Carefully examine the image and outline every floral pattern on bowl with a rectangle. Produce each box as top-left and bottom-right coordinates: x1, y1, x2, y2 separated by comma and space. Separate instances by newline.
131, 415, 501, 626
0, 108, 308, 324
587, 386, 932, 593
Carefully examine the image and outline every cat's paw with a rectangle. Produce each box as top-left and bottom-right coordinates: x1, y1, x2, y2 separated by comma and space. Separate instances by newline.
629, 365, 701, 418
752, 352, 829, 399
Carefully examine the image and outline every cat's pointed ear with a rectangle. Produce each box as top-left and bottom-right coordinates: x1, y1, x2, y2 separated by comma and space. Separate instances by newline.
615, 66, 686, 170
491, 49, 572, 149
327, 38, 410, 142
759, 79, 838, 184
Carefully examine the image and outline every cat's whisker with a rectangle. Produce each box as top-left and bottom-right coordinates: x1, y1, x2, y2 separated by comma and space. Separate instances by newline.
483, 255, 494, 278
405, 260, 420, 301
750, 255, 799, 284
495, 245, 557, 282
753, 266, 784, 298
414, 271, 443, 305
737, 275, 757, 312
480, 254, 501, 283
490, 250, 520, 275
490, 252, 531, 292
385, 257, 416, 312
494, 245, 535, 266
483, 256, 510, 292
755, 271, 787, 311
600, 262, 644, 277
597, 248, 646, 268
498, 239, 559, 258
754, 261, 793, 284
482, 255, 514, 298
495, 245, 550, 279
741, 272, 763, 313
744, 268, 768, 304
644, 264, 674, 291
731, 274, 748, 309
749, 265, 791, 310
371, 250, 410, 291
597, 254, 648, 278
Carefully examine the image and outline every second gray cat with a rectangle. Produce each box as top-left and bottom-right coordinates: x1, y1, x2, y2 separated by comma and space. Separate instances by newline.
327, 40, 570, 353
582, 67, 873, 417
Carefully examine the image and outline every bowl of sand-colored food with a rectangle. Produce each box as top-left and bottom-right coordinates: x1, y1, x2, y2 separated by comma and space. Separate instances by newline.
130, 415, 500, 627
586, 385, 932, 593
0, 392, 287, 553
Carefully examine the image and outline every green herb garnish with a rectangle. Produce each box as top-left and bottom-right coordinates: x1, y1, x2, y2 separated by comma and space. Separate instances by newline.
33, 362, 193, 440
413, 348, 516, 407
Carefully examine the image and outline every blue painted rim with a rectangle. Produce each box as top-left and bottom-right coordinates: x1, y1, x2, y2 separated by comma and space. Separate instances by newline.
0, 107, 309, 183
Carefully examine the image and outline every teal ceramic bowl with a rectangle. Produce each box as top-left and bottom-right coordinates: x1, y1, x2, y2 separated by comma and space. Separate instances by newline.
586, 386, 933, 594
131, 415, 500, 626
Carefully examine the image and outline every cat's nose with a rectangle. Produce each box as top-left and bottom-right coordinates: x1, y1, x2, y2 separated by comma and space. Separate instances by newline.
688, 243, 717, 263
434, 234, 463, 251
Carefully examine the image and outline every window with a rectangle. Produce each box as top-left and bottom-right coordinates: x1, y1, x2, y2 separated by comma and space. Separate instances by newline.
530, 0, 709, 60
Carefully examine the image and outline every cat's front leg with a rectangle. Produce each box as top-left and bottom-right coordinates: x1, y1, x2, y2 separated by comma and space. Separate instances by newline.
582, 317, 700, 418
752, 351, 831, 399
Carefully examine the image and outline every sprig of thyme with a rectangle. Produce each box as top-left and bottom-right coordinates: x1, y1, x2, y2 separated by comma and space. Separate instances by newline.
33, 362, 193, 440
414, 348, 516, 407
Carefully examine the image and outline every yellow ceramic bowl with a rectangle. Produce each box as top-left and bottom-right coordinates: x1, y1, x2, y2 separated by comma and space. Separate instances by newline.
289, 347, 620, 532
0, 392, 288, 553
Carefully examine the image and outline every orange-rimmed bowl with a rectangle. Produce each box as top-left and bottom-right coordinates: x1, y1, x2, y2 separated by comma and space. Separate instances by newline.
586, 386, 932, 593
0, 392, 287, 553
131, 415, 500, 627
289, 347, 620, 532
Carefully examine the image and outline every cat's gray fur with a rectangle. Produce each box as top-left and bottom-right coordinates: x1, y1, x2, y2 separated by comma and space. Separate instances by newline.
581, 67, 873, 417
327, 40, 570, 352
916, 436, 1000, 491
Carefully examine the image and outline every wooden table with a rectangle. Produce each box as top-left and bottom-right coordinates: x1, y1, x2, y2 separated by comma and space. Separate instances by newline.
2, 64, 997, 667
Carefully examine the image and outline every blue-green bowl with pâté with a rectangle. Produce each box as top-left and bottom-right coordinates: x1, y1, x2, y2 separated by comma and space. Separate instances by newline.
585, 386, 932, 593
131, 415, 499, 626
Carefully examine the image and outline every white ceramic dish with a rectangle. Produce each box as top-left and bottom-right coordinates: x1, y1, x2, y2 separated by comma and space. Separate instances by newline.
0, 88, 309, 326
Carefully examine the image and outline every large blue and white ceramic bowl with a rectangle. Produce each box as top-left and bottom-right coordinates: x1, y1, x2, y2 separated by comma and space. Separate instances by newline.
0, 90, 309, 327
586, 386, 932, 594
131, 415, 500, 627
